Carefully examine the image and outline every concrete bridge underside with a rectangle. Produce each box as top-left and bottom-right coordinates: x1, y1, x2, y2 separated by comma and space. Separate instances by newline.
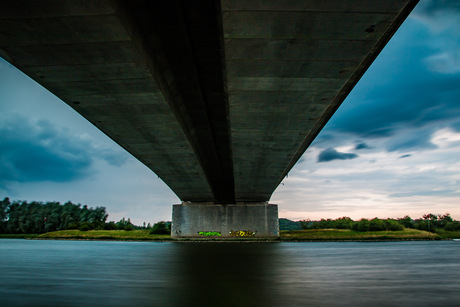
0, 0, 418, 236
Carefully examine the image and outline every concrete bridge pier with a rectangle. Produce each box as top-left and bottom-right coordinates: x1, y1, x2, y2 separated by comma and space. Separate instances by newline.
171, 202, 279, 238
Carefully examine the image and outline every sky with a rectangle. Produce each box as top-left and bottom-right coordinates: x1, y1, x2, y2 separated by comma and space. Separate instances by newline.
1, 0, 460, 224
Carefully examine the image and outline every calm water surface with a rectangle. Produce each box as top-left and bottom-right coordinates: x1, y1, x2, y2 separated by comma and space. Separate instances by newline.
0, 240, 459, 306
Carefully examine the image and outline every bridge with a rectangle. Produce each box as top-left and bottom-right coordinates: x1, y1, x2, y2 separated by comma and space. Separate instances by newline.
0, 0, 418, 237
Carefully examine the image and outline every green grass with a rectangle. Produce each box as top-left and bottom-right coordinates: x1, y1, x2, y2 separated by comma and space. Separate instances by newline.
434, 230, 460, 239
280, 228, 440, 241
3, 228, 459, 241
38, 229, 170, 241
38, 228, 439, 241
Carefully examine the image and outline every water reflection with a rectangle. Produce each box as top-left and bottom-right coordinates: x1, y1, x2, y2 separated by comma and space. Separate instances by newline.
0, 240, 459, 306
171, 243, 279, 306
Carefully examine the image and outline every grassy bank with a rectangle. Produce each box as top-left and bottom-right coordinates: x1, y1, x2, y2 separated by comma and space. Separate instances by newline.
37, 229, 169, 241
280, 229, 440, 241
435, 230, 460, 239
3, 228, 459, 241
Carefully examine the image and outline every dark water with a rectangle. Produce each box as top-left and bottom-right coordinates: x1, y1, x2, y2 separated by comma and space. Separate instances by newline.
1, 240, 459, 306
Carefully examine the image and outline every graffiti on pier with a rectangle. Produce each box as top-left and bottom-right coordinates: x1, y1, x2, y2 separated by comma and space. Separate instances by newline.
198, 231, 222, 237
229, 230, 256, 237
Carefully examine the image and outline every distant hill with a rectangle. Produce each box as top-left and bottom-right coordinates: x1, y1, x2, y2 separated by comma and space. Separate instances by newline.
279, 218, 302, 230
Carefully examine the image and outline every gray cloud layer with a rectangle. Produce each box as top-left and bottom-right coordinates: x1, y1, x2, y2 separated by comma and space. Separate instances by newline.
313, 2, 460, 157
0, 115, 128, 185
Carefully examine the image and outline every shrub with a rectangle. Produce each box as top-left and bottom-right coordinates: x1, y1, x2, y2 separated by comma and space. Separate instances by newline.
67, 222, 80, 230
445, 221, 460, 231
369, 218, 385, 231
150, 221, 170, 235
397, 216, 413, 228
299, 220, 311, 230
415, 220, 433, 232
91, 221, 105, 230
352, 219, 370, 232
78, 222, 92, 231
104, 221, 118, 230
335, 217, 353, 229
385, 219, 404, 231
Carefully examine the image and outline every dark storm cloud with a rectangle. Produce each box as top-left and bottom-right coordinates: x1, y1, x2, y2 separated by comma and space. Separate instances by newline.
0, 115, 128, 184
320, 6, 460, 153
317, 148, 358, 163
355, 143, 370, 150
329, 64, 460, 139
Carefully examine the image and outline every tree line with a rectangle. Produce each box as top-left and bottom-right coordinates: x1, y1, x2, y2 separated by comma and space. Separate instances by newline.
299, 214, 460, 232
3, 197, 458, 234
0, 197, 170, 234
0, 197, 109, 234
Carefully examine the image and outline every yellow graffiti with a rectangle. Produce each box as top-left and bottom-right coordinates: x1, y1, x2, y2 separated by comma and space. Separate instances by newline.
229, 230, 256, 237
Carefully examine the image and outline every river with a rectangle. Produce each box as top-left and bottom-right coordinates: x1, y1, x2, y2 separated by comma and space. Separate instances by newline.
0, 240, 459, 306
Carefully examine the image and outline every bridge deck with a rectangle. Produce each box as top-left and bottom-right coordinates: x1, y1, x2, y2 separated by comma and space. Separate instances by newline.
0, 0, 418, 203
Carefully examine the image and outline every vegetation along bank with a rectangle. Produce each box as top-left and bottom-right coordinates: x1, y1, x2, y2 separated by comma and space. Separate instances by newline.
1, 197, 459, 241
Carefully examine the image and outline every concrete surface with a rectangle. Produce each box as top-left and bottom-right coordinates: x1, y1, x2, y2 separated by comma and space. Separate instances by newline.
0, 0, 419, 203
171, 202, 279, 238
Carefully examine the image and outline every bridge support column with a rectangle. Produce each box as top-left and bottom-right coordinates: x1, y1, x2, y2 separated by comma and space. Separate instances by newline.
171, 202, 279, 238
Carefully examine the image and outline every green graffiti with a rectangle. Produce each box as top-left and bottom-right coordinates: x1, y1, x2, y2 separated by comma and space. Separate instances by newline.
229, 230, 256, 237
198, 231, 222, 237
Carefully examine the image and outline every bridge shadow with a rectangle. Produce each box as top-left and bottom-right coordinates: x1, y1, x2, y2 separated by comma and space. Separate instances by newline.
170, 243, 281, 306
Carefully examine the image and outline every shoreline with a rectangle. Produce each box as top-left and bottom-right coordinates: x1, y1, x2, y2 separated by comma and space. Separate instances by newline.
0, 236, 450, 243
2, 228, 458, 242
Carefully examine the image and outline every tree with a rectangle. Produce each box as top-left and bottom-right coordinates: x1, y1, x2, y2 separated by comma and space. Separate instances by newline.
150, 221, 171, 235
0, 199, 110, 233
384, 219, 404, 231
445, 221, 460, 231
299, 219, 312, 230
352, 219, 370, 232
0, 197, 11, 233
116, 217, 135, 230
438, 214, 453, 228
398, 216, 413, 228
369, 218, 386, 231
279, 218, 302, 230
104, 221, 118, 230
335, 217, 354, 229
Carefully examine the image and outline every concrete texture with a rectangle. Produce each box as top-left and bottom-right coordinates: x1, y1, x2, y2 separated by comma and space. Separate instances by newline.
0, 0, 419, 204
171, 202, 279, 238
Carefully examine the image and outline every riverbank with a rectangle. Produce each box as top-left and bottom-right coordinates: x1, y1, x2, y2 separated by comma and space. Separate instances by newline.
2, 228, 460, 241
280, 229, 442, 241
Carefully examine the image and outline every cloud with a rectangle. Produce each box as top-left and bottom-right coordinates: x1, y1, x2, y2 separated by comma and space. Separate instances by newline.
431, 127, 460, 148
0, 115, 128, 184
274, 135, 460, 220
410, 0, 460, 74
425, 52, 460, 74
385, 126, 438, 152
389, 189, 458, 198
411, 0, 460, 33
355, 142, 371, 150
317, 7, 460, 156
317, 148, 358, 163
